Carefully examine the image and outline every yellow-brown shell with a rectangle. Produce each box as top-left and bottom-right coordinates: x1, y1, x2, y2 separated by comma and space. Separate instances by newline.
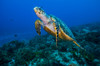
43, 24, 74, 41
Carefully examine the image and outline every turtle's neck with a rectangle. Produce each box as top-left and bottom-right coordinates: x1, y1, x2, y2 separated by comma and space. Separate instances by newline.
40, 14, 50, 25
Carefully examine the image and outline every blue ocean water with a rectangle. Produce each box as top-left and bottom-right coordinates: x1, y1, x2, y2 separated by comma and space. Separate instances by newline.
0, 0, 100, 36
0, 0, 100, 46
0, 0, 100, 65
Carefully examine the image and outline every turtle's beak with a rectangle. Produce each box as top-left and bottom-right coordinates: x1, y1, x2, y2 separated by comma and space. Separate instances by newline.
34, 7, 45, 14
34, 7, 38, 13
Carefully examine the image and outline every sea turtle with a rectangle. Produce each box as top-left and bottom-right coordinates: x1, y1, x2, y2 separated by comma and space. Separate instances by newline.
34, 7, 84, 49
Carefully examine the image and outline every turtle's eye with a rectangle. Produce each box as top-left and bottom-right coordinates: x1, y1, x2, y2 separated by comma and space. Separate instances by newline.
37, 7, 45, 14
39, 10, 44, 14
38, 8, 41, 10
38, 7, 42, 11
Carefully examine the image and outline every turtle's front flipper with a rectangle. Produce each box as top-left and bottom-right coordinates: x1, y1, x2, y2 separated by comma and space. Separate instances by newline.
35, 19, 42, 35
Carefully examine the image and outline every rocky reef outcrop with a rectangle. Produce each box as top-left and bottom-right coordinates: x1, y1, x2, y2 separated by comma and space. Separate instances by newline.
0, 22, 100, 66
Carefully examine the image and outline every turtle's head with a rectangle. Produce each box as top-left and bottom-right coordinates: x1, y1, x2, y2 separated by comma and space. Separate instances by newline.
34, 7, 49, 25
34, 7, 45, 18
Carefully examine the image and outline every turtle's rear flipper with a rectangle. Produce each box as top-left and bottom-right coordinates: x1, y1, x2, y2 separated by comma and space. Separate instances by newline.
73, 41, 85, 50
59, 26, 85, 50
35, 20, 42, 35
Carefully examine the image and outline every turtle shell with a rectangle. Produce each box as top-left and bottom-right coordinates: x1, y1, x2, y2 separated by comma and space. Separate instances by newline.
49, 15, 75, 39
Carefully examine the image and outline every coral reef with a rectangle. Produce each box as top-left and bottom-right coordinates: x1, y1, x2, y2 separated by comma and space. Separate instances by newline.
0, 22, 100, 66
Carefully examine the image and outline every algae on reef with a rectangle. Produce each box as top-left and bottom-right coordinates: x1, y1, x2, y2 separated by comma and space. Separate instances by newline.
0, 22, 100, 66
